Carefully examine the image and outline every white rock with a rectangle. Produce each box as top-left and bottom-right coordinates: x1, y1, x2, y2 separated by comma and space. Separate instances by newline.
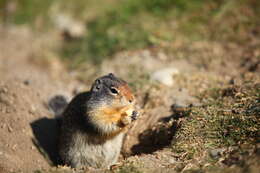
52, 13, 85, 38
151, 67, 179, 86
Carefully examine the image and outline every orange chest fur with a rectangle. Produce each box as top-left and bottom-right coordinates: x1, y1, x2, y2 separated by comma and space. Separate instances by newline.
95, 106, 133, 124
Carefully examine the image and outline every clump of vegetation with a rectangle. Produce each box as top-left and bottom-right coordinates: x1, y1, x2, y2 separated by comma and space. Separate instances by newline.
172, 81, 259, 160
0, 0, 54, 25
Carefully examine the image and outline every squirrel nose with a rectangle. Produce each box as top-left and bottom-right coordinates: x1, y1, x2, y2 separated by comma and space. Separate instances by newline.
129, 99, 133, 103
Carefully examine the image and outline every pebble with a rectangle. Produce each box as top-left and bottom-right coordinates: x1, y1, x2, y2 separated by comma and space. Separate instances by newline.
52, 13, 85, 38
151, 67, 179, 86
29, 105, 36, 114
23, 80, 31, 85
209, 148, 225, 159
168, 158, 176, 164
7, 125, 13, 132
1, 87, 8, 93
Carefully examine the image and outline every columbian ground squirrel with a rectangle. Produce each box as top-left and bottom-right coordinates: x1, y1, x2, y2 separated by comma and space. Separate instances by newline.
59, 73, 138, 168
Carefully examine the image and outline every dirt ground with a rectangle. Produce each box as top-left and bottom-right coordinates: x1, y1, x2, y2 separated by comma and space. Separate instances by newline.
0, 25, 259, 173
0, 26, 74, 172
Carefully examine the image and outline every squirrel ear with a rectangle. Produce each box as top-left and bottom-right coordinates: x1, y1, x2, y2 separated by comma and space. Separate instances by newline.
108, 73, 115, 78
96, 79, 102, 85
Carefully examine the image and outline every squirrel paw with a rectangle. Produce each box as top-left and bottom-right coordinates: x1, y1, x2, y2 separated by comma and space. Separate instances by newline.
131, 110, 138, 121
120, 110, 138, 126
121, 115, 132, 126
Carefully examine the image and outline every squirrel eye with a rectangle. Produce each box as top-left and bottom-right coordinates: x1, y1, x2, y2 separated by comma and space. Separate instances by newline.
95, 85, 100, 90
110, 87, 119, 95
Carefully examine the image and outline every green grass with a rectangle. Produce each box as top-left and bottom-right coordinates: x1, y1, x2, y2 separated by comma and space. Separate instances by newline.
0, 0, 54, 25
172, 82, 260, 159
60, 0, 260, 64
61, 0, 206, 64
1, 0, 259, 65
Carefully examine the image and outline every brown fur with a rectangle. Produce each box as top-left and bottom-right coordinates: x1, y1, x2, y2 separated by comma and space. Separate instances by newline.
118, 84, 134, 102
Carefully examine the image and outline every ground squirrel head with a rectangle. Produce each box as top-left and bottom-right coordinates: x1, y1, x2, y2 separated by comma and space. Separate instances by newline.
90, 73, 134, 105
87, 73, 137, 136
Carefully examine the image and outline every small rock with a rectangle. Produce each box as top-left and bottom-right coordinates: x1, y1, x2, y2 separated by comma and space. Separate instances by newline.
23, 80, 31, 85
29, 105, 36, 114
157, 52, 167, 61
5, 108, 11, 113
182, 163, 200, 172
1, 87, 8, 93
52, 13, 85, 38
7, 125, 13, 132
151, 67, 179, 86
12, 144, 17, 151
209, 148, 225, 159
28, 109, 34, 115
168, 158, 176, 164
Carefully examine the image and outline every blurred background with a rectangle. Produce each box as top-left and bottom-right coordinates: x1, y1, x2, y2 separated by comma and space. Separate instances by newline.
0, 0, 259, 172
1, 0, 259, 66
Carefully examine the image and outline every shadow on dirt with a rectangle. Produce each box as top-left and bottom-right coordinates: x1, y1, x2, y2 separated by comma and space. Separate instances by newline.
30, 96, 68, 166
30, 117, 61, 166
131, 104, 191, 155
